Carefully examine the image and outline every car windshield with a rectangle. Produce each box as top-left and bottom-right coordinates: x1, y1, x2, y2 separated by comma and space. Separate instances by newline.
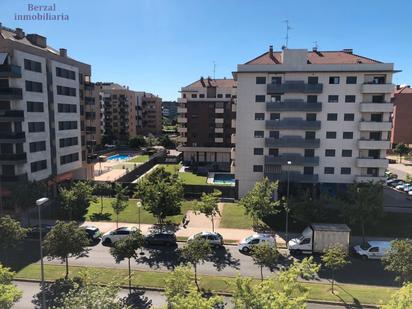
244, 236, 254, 242
360, 242, 371, 250
298, 235, 306, 241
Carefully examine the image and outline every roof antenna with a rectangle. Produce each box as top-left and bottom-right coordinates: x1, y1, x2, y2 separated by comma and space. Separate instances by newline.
213, 61, 216, 80
283, 20, 291, 48
312, 41, 319, 51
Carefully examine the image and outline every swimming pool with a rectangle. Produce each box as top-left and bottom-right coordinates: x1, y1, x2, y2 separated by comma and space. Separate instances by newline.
107, 154, 130, 161
213, 173, 236, 185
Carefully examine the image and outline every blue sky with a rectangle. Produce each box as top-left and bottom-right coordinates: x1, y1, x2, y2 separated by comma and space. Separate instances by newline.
1, 0, 411, 100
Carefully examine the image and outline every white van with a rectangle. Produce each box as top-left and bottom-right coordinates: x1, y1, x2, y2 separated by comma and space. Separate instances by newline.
353, 241, 391, 260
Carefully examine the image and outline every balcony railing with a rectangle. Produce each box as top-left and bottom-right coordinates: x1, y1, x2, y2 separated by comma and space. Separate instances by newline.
0, 173, 28, 182
265, 136, 320, 148
267, 82, 323, 94
0, 152, 27, 163
355, 175, 386, 183
0, 87, 23, 100
0, 110, 24, 121
0, 132, 26, 142
359, 121, 392, 131
265, 155, 319, 166
358, 139, 391, 150
266, 118, 321, 130
361, 83, 394, 93
264, 172, 319, 183
356, 157, 388, 168
0, 64, 22, 78
360, 102, 393, 113
266, 101, 322, 112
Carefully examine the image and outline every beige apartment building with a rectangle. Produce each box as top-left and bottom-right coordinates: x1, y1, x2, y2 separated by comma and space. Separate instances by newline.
137, 92, 162, 136
234, 47, 395, 197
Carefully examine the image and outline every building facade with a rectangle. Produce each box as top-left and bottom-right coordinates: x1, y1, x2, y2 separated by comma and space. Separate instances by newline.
0, 24, 96, 183
391, 86, 412, 146
177, 77, 236, 171
234, 47, 395, 197
137, 92, 162, 136
162, 100, 178, 122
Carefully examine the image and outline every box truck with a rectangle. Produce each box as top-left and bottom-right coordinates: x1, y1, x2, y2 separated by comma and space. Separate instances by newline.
287, 223, 351, 254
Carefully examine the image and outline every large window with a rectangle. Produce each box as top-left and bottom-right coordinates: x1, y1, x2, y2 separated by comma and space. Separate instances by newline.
326, 131, 336, 139
253, 165, 263, 172
29, 141, 46, 153
342, 149, 352, 157
56, 67, 76, 80
325, 149, 336, 157
256, 77, 266, 84
25, 81, 43, 93
59, 137, 78, 148
28, 122, 45, 132
27, 101, 44, 112
308, 76, 318, 84
58, 103, 77, 113
328, 95, 339, 103
24, 59, 42, 72
327, 113, 338, 121
253, 148, 264, 155
31, 160, 47, 172
345, 95, 356, 103
255, 113, 265, 120
329, 76, 340, 84
57, 86, 76, 97
58, 121, 78, 130
255, 95, 266, 103
346, 76, 357, 84
344, 113, 355, 121
341, 167, 351, 175
343, 132, 353, 139
60, 152, 79, 165
324, 167, 334, 174
254, 131, 264, 138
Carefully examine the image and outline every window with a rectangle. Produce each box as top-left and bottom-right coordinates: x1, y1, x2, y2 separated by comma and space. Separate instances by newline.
256, 77, 266, 84
345, 95, 356, 103
254, 131, 264, 138
255, 113, 265, 120
270, 113, 280, 120
28, 122, 45, 132
326, 132, 336, 139
253, 165, 263, 172
341, 167, 351, 175
307, 95, 317, 103
329, 76, 340, 84
304, 166, 314, 175
372, 95, 385, 103
182, 94, 186, 99
24, 59, 42, 72
29, 141, 46, 153
308, 76, 318, 84
59, 137, 79, 148
217, 94, 223, 98
371, 113, 383, 122
346, 76, 357, 84
343, 132, 353, 139
31, 160, 47, 172
56, 67, 76, 80
325, 149, 336, 157
324, 167, 334, 174
225, 94, 231, 98
271, 95, 281, 102
254, 148, 264, 155
304, 149, 314, 157
58, 121, 78, 130
306, 113, 317, 121
344, 113, 355, 121
58, 104, 77, 113
191, 94, 197, 98
57, 86, 76, 97
60, 152, 79, 165
25, 80, 43, 93
269, 148, 279, 156
370, 132, 382, 140
342, 150, 352, 157
271, 77, 282, 84
255, 95, 266, 102
27, 101, 44, 112
327, 113, 338, 121
199, 94, 205, 98
305, 131, 316, 140
328, 95, 339, 103
367, 167, 379, 176
269, 131, 279, 139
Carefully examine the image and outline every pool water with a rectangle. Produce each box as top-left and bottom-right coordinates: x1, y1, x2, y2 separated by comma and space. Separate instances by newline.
213, 173, 235, 185
107, 154, 130, 161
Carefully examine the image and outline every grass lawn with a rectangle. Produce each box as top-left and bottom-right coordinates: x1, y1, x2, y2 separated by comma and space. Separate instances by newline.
86, 198, 195, 224
161, 164, 210, 185
15, 264, 396, 305
220, 203, 253, 229
127, 155, 150, 163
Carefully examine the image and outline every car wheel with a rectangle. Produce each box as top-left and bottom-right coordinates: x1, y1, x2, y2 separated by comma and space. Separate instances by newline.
241, 246, 250, 253
103, 238, 112, 246
361, 255, 368, 261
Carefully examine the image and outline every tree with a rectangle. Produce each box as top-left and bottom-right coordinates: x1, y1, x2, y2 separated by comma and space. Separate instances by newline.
0, 264, 22, 309
136, 167, 184, 225
167, 288, 223, 309
239, 178, 280, 225
93, 182, 112, 214
5, 181, 46, 213
110, 231, 144, 293
158, 135, 175, 149
111, 184, 129, 228
195, 190, 221, 232
383, 282, 412, 309
250, 242, 279, 281
383, 239, 412, 284
129, 136, 147, 149
145, 134, 158, 147
181, 238, 211, 290
289, 191, 329, 224
322, 244, 349, 293
43, 221, 90, 279
341, 182, 383, 244
394, 143, 409, 163
0, 216, 29, 254
406, 174, 412, 184
59, 181, 95, 220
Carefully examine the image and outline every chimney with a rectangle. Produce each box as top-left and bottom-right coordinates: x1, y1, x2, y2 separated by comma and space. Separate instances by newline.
15, 28, 25, 39
200, 76, 205, 87
269, 45, 273, 56
312, 46, 318, 52
343, 48, 353, 54
59, 48, 67, 57
27, 34, 47, 48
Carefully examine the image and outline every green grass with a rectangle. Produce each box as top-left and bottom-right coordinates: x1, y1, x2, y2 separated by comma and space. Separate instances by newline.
162, 164, 209, 185
15, 264, 396, 305
86, 198, 195, 224
220, 203, 253, 229
127, 155, 150, 163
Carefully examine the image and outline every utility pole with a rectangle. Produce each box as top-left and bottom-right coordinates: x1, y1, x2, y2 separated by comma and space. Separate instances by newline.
283, 20, 291, 48
213, 61, 216, 80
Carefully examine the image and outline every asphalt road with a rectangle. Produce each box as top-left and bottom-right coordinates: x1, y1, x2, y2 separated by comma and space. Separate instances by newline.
13, 281, 370, 309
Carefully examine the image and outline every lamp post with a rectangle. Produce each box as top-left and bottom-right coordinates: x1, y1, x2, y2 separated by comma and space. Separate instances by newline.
36, 197, 49, 309
136, 201, 142, 231
285, 161, 292, 243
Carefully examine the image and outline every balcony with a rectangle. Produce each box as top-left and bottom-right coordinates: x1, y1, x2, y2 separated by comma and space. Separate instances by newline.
267, 82, 323, 94
231, 134, 235, 144
0, 152, 27, 164
178, 127, 187, 133
356, 158, 388, 168
215, 118, 224, 124
266, 118, 321, 130
177, 117, 187, 123
0, 173, 27, 182
215, 127, 224, 133
266, 101, 322, 112
215, 137, 223, 143
360, 103, 393, 113
0, 132, 25, 143
231, 147, 235, 160
178, 136, 187, 143
0, 87, 23, 100
265, 136, 320, 148
358, 139, 391, 150
264, 172, 319, 183
265, 155, 319, 166
177, 107, 187, 113
0, 64, 22, 78
231, 119, 236, 128
215, 108, 224, 114
0, 110, 24, 121
355, 175, 386, 183
359, 121, 392, 131
361, 83, 394, 93
232, 104, 236, 112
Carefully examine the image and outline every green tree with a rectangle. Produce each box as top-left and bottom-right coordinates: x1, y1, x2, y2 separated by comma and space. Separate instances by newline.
394, 143, 409, 163
43, 221, 90, 279
59, 181, 95, 220
129, 136, 147, 149
195, 190, 221, 232
145, 134, 158, 147
164, 265, 192, 304
5, 181, 46, 213
289, 191, 329, 224
136, 167, 184, 225
0, 264, 22, 309
158, 135, 175, 149
0, 216, 29, 263
341, 182, 384, 244
383, 282, 412, 309
239, 178, 280, 225
250, 242, 279, 281
406, 174, 412, 184
93, 182, 112, 214
167, 288, 223, 309
383, 239, 412, 284
110, 231, 144, 293
111, 184, 129, 228
322, 244, 349, 293
181, 238, 211, 290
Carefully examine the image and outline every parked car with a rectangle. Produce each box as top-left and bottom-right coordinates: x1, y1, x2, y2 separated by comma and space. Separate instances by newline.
101, 227, 137, 245
389, 180, 403, 187
187, 231, 223, 248
26, 224, 54, 239
386, 178, 398, 185
353, 241, 391, 260
408, 190, 412, 196
395, 182, 407, 190
403, 184, 412, 192
81, 226, 101, 242
144, 232, 177, 246
237, 233, 276, 253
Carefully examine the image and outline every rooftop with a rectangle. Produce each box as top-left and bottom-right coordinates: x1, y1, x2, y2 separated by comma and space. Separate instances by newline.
183, 77, 236, 89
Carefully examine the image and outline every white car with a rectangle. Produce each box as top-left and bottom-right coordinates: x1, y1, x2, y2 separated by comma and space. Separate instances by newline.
353, 241, 391, 260
187, 231, 223, 248
408, 190, 412, 196
403, 184, 412, 192
395, 182, 406, 190
101, 227, 137, 245
237, 234, 276, 253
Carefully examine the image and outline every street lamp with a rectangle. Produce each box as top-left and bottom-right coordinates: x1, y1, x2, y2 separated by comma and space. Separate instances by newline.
36, 197, 49, 309
136, 201, 142, 231
285, 161, 292, 243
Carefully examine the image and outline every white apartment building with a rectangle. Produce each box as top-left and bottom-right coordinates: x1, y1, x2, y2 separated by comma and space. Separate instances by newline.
234, 47, 395, 197
0, 25, 92, 183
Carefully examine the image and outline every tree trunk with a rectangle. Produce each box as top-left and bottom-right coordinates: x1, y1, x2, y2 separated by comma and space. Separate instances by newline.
361, 221, 366, 245
260, 266, 264, 281
211, 216, 214, 232
128, 258, 131, 294
116, 213, 119, 228
65, 256, 69, 279
194, 264, 199, 291
331, 269, 334, 294
100, 195, 104, 214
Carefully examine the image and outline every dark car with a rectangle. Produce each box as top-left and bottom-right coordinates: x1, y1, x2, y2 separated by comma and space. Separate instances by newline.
26, 224, 53, 239
144, 232, 177, 246
81, 226, 101, 242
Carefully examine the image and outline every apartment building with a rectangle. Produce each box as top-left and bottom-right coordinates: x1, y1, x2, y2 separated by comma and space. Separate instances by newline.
234, 47, 395, 197
177, 77, 236, 171
391, 85, 412, 146
162, 100, 178, 122
95, 82, 137, 143
137, 92, 162, 136
0, 24, 95, 183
